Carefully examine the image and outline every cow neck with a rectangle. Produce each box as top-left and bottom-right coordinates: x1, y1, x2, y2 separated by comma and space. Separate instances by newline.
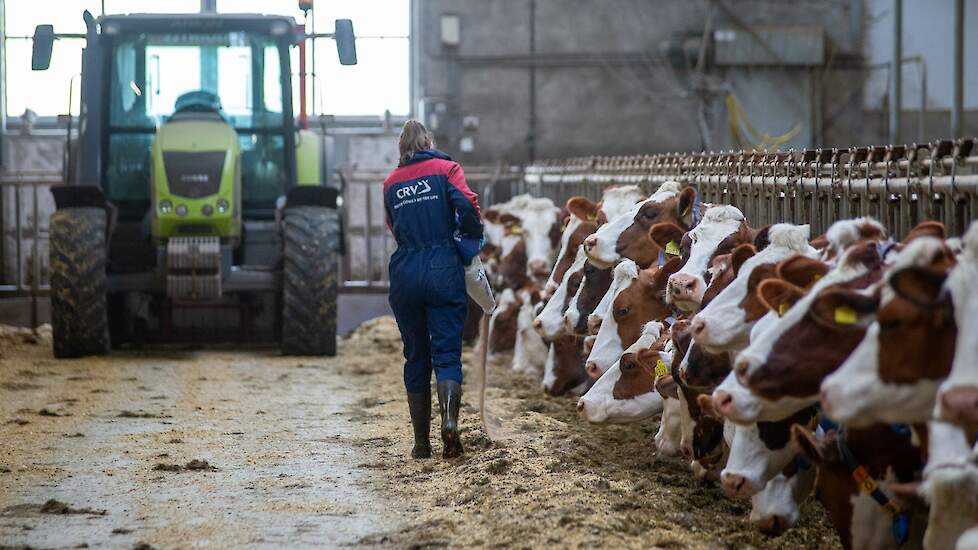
816, 414, 916, 546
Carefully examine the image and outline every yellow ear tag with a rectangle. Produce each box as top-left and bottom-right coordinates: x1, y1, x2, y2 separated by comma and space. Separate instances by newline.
834, 305, 857, 325
508, 225, 523, 236
654, 359, 669, 378
587, 213, 597, 222
665, 240, 681, 257
778, 302, 789, 317
561, 218, 570, 232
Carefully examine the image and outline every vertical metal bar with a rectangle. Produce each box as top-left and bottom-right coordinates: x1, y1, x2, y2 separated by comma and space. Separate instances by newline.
364, 180, 373, 286
31, 183, 38, 330
527, 0, 537, 162
15, 183, 21, 290
919, 59, 927, 142
951, 0, 964, 138
890, 0, 902, 143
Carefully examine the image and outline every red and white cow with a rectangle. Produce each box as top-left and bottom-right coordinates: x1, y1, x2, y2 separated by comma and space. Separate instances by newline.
584, 181, 687, 268
542, 333, 589, 396
584, 258, 680, 378
820, 236, 957, 426
690, 222, 817, 354
576, 321, 668, 423
564, 260, 614, 335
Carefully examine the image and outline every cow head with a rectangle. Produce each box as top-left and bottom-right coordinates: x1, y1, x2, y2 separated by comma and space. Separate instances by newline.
583, 181, 686, 268
488, 288, 520, 354
564, 259, 614, 335
654, 205, 749, 312
576, 321, 667, 423
690, 223, 815, 354
545, 196, 600, 294
584, 257, 680, 379
542, 334, 589, 397
513, 287, 549, 374
534, 247, 586, 339
515, 197, 563, 280
821, 236, 958, 426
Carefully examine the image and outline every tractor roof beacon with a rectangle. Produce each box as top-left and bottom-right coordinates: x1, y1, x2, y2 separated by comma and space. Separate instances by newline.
33, 11, 357, 358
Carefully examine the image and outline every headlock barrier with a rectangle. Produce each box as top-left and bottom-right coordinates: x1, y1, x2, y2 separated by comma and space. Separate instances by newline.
522, 138, 978, 239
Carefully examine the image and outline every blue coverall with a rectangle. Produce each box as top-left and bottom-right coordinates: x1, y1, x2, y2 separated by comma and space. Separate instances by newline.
383, 149, 483, 393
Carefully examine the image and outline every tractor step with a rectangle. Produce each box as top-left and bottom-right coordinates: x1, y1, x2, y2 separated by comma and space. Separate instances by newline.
167, 237, 222, 301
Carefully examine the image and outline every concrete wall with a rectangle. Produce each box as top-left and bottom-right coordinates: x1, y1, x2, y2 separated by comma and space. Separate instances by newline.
412, 0, 866, 164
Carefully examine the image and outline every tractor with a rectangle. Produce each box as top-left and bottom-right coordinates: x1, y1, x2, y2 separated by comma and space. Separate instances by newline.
31, 10, 356, 357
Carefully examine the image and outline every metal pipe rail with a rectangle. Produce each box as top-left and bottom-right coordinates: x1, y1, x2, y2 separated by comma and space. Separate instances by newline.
522, 139, 978, 239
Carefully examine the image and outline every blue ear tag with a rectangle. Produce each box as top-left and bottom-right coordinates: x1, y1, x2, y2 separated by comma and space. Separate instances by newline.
892, 512, 910, 545
657, 249, 667, 267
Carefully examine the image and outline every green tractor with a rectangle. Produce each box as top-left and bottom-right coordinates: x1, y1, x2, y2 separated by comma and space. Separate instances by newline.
32, 11, 356, 357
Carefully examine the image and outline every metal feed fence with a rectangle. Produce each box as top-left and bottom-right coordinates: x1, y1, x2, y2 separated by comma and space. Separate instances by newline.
521, 138, 978, 240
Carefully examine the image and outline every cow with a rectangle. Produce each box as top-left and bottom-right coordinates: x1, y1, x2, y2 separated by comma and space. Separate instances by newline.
513, 288, 549, 374
819, 236, 958, 426
544, 196, 602, 295
564, 260, 614, 335
919, 421, 978, 550
934, 221, 978, 429
584, 257, 681, 379
542, 333, 589, 396
584, 181, 691, 269
791, 423, 927, 550
748, 466, 817, 535
534, 247, 587, 339
494, 195, 563, 281
648, 205, 763, 312
576, 321, 669, 423
488, 288, 521, 354
711, 239, 885, 424
689, 222, 817, 354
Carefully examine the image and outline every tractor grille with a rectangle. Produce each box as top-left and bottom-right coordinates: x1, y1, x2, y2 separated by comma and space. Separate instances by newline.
163, 151, 225, 198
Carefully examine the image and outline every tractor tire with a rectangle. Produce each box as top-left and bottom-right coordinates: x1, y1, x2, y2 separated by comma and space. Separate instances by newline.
281, 206, 339, 356
49, 207, 110, 358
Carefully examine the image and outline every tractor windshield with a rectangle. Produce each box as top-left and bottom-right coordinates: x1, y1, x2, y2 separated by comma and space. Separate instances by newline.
107, 31, 290, 215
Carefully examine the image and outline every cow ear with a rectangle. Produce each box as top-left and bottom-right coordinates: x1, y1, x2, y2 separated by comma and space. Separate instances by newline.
566, 196, 599, 221
655, 374, 680, 400
757, 279, 805, 317
652, 256, 683, 290
730, 243, 757, 275
809, 288, 879, 329
777, 255, 830, 289
499, 212, 521, 227
696, 394, 719, 418
636, 347, 658, 367
649, 223, 685, 253
809, 233, 829, 250
671, 322, 693, 357
752, 225, 773, 251
889, 266, 948, 306
790, 424, 827, 463
902, 221, 946, 244
484, 209, 501, 224
678, 187, 697, 226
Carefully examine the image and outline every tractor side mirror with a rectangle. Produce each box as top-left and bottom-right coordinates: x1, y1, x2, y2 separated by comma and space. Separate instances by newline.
334, 19, 357, 66
32, 25, 55, 70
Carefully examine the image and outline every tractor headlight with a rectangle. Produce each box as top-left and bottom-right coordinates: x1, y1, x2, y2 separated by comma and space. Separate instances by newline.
201, 204, 214, 216
175, 204, 188, 217
216, 199, 230, 214
159, 200, 173, 214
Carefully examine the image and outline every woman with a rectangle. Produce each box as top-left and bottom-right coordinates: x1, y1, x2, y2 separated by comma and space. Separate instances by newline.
383, 120, 483, 459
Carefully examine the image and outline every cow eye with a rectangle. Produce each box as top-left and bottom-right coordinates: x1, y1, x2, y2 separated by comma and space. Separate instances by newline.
643, 209, 658, 219
615, 307, 630, 317
621, 360, 635, 370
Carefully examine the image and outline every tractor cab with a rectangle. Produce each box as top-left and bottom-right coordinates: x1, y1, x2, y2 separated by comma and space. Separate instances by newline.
32, 11, 355, 357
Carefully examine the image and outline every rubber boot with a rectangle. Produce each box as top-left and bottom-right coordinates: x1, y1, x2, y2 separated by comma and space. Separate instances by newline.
406, 392, 432, 459
437, 380, 464, 459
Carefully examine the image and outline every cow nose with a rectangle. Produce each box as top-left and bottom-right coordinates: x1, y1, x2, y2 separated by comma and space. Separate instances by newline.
583, 335, 596, 355
752, 515, 786, 535
588, 317, 602, 335
721, 473, 748, 498
576, 399, 586, 415
533, 318, 543, 330
696, 394, 717, 417
529, 259, 549, 276
940, 387, 978, 425
584, 235, 598, 251
669, 274, 699, 298
586, 361, 603, 379
713, 390, 734, 416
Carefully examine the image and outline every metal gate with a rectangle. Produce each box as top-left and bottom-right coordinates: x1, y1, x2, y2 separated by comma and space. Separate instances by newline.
524, 138, 978, 239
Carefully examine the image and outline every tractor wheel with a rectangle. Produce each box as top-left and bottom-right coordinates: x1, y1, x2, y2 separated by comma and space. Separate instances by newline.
281, 206, 339, 356
49, 207, 110, 358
